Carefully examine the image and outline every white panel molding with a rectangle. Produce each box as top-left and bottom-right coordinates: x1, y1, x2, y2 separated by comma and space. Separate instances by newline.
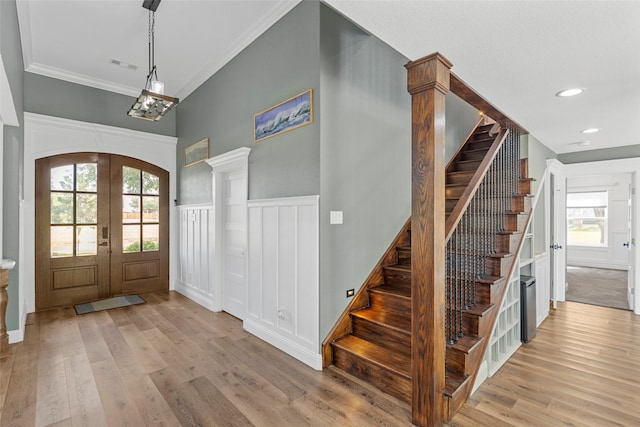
247, 195, 320, 370
175, 204, 215, 310
21, 114, 178, 334
244, 318, 322, 370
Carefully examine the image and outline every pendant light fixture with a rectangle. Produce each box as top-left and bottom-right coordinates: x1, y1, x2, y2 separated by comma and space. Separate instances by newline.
127, 0, 178, 121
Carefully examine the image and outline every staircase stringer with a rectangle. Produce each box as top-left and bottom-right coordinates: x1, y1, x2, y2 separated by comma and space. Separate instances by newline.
321, 218, 411, 367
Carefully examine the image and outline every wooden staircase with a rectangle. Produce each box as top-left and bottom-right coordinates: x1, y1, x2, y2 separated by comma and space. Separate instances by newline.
324, 121, 535, 420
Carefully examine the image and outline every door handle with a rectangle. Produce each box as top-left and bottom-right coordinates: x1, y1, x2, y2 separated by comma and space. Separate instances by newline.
102, 227, 109, 239
623, 242, 630, 248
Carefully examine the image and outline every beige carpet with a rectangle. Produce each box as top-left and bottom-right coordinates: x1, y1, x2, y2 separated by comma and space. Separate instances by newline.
566, 266, 630, 310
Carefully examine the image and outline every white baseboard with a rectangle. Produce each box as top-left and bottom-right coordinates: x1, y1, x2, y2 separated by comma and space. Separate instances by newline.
8, 305, 27, 344
244, 317, 322, 371
567, 261, 628, 271
174, 281, 216, 312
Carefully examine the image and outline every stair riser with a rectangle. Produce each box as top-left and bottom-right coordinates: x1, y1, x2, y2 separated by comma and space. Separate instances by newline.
486, 257, 510, 278
520, 158, 529, 178
460, 149, 487, 161
467, 139, 493, 150
475, 284, 499, 305
520, 179, 532, 195
332, 346, 411, 404
446, 172, 474, 186
453, 161, 482, 172
396, 248, 411, 265
383, 268, 411, 286
462, 309, 494, 336
352, 316, 411, 356
369, 291, 411, 315
446, 186, 465, 199
512, 195, 532, 213
504, 213, 528, 232
446, 343, 484, 376
496, 232, 521, 253
446, 199, 458, 213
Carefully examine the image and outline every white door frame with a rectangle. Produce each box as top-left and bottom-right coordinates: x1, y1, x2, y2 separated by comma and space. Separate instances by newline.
546, 159, 566, 306
559, 158, 640, 315
205, 147, 251, 316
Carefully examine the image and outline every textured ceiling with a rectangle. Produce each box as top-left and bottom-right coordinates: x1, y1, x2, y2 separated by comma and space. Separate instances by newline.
17, 0, 640, 155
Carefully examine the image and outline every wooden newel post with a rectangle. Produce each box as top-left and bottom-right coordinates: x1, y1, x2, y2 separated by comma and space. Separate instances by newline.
405, 52, 452, 427
0, 268, 10, 358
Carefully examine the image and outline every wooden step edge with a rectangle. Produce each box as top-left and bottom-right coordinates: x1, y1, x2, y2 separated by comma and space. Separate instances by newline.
351, 309, 411, 334
496, 230, 522, 236
444, 371, 470, 398
383, 264, 411, 273
461, 147, 490, 154
331, 336, 411, 379
487, 251, 514, 259
476, 275, 505, 285
447, 335, 484, 354
520, 177, 536, 182
369, 283, 411, 299
464, 303, 495, 318
447, 170, 475, 176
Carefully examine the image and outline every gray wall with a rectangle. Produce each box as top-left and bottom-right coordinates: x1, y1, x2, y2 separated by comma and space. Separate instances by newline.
2, 0, 24, 331
176, 1, 321, 204
24, 73, 176, 137
558, 144, 640, 164
522, 134, 557, 255
318, 4, 482, 339
446, 93, 480, 164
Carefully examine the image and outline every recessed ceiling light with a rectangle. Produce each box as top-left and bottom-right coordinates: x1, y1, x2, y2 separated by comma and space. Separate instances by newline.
556, 88, 584, 97
110, 59, 138, 71
581, 128, 599, 134
576, 141, 591, 147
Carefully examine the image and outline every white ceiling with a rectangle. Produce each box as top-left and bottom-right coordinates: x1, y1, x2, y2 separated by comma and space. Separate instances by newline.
16, 0, 640, 155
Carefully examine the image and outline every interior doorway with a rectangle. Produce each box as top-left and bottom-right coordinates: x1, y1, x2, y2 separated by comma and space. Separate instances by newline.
35, 153, 169, 309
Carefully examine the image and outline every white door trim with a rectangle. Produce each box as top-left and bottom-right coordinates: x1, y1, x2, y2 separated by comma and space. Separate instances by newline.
205, 147, 251, 315
561, 158, 640, 315
546, 159, 567, 305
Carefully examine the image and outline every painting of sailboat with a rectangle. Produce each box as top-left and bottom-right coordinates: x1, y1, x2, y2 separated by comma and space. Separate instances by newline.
254, 89, 313, 142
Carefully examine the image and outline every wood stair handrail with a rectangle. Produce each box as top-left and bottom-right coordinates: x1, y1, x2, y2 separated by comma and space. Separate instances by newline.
445, 127, 509, 241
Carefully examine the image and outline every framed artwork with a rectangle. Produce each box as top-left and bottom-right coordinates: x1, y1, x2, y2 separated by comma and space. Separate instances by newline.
184, 138, 209, 166
254, 89, 313, 142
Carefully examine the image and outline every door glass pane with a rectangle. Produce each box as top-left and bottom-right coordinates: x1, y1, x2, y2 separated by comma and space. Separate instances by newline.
142, 172, 159, 195
123, 166, 141, 193
51, 192, 74, 224
51, 165, 74, 191
51, 226, 74, 257
123, 225, 140, 252
123, 195, 141, 223
142, 196, 159, 222
142, 224, 159, 251
76, 226, 97, 256
76, 163, 97, 192
76, 194, 97, 224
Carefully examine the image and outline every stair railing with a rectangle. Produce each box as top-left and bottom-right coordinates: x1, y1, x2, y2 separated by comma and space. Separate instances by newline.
445, 125, 521, 344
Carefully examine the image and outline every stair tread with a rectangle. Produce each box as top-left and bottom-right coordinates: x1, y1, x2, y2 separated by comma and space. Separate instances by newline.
464, 303, 495, 317
383, 264, 411, 273
448, 335, 483, 353
352, 308, 411, 333
476, 275, 505, 285
332, 335, 411, 378
444, 371, 470, 397
462, 147, 489, 154
447, 170, 475, 176
370, 283, 411, 299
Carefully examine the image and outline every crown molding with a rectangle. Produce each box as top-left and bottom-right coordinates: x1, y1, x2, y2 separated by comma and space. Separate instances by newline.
25, 62, 140, 97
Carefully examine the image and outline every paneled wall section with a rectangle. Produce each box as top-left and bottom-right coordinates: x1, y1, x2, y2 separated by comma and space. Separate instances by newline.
175, 205, 216, 310
246, 196, 320, 369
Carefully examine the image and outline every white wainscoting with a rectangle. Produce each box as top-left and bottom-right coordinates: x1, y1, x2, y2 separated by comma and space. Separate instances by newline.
245, 195, 321, 370
175, 205, 216, 310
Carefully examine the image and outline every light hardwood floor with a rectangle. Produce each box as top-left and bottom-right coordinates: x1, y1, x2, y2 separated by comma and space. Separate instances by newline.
1, 292, 639, 426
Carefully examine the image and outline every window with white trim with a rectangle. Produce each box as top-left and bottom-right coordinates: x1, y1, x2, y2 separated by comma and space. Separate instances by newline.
567, 191, 608, 247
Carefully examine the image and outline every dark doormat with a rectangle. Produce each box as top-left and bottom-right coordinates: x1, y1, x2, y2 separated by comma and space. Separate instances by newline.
74, 295, 145, 315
